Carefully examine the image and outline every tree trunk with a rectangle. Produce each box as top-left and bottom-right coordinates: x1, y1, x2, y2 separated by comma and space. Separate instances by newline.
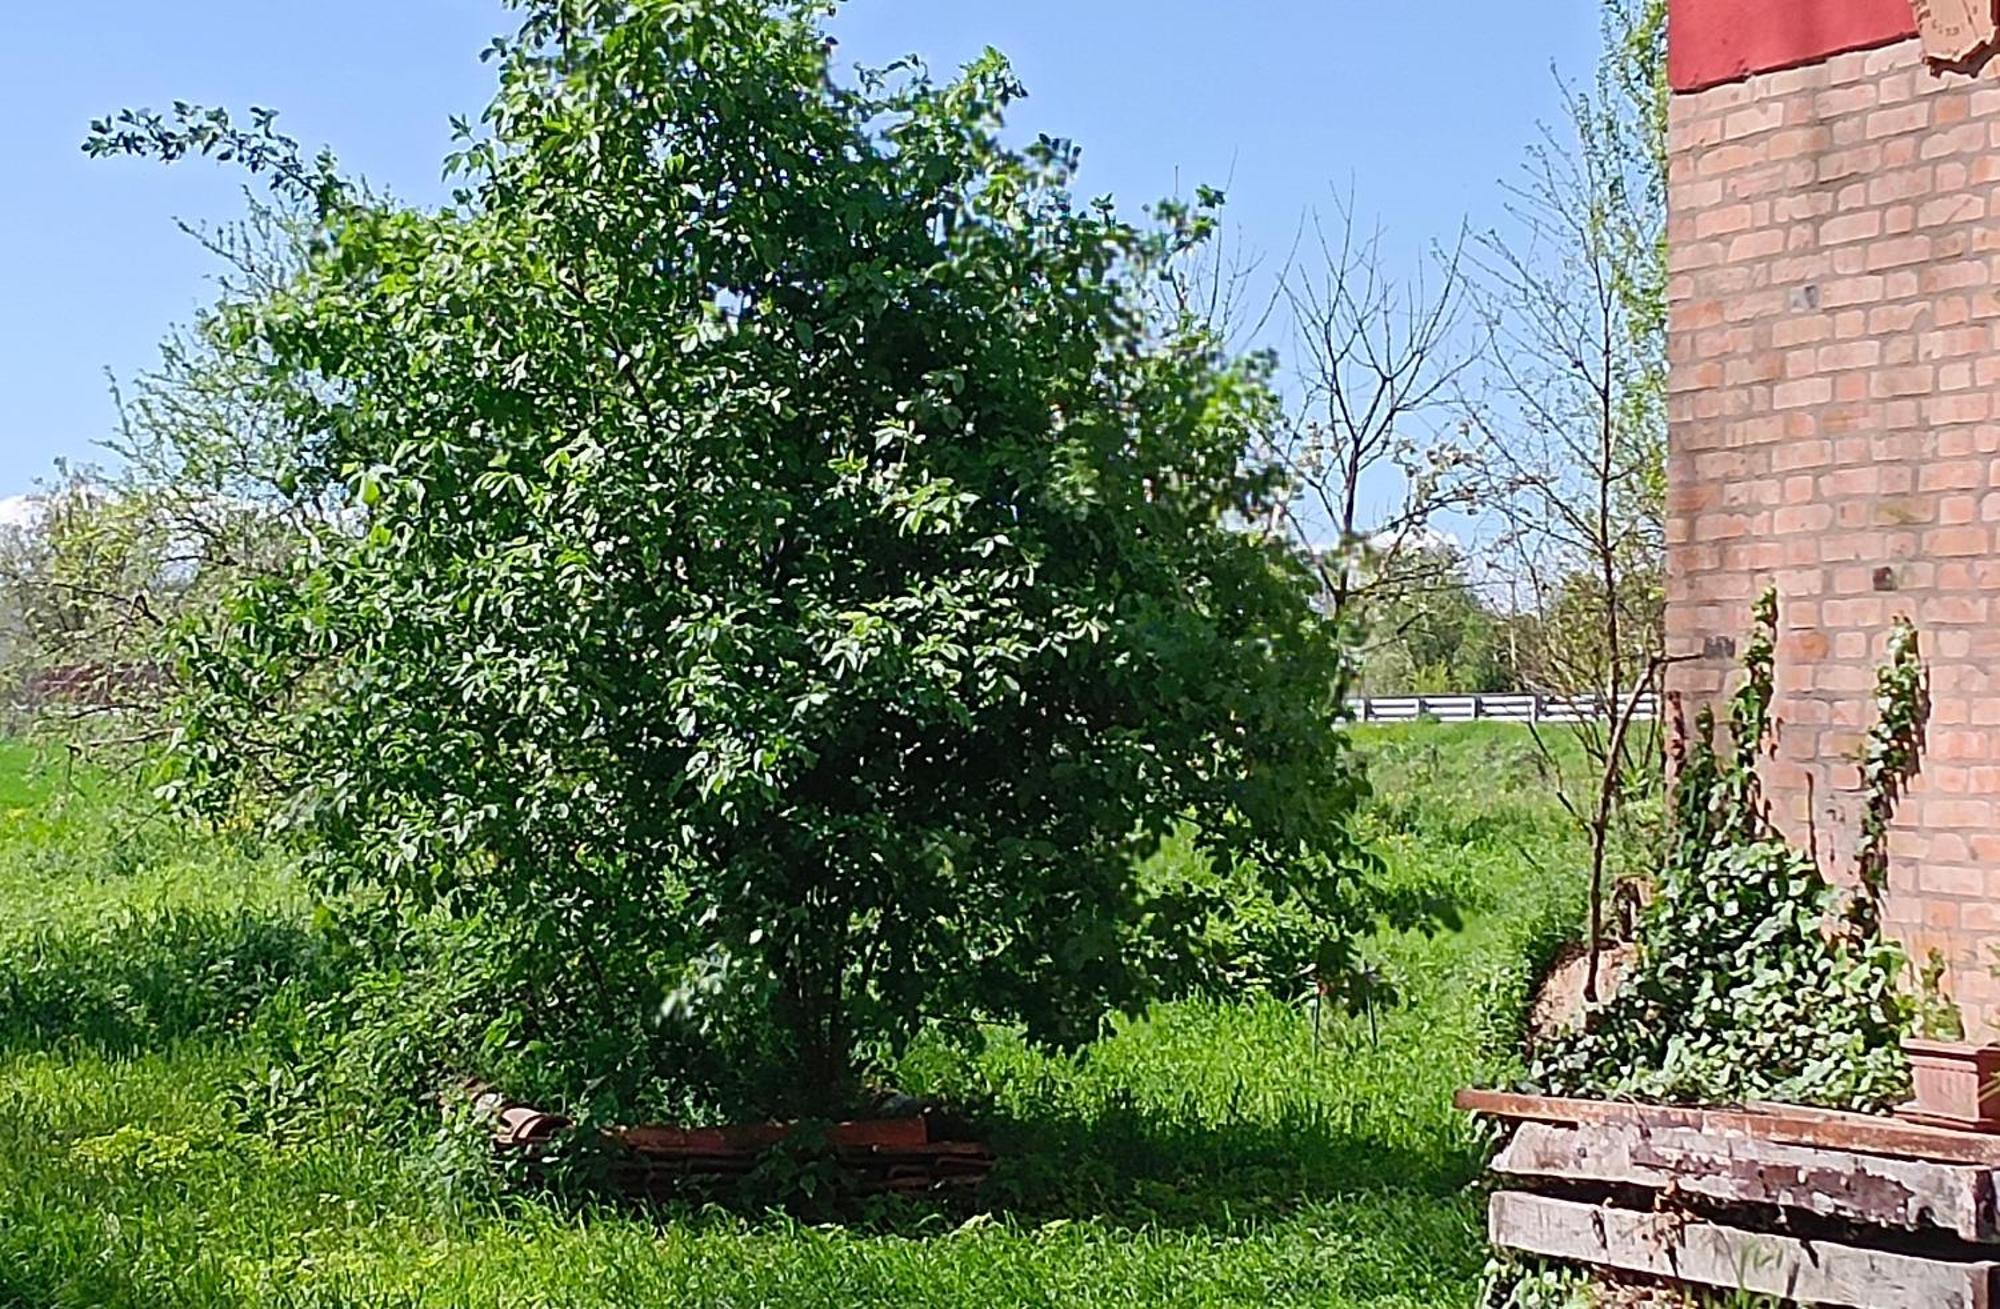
778, 940, 852, 1118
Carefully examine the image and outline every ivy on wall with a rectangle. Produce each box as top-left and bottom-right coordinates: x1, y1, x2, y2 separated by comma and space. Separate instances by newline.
1855, 617, 1929, 909
1530, 590, 1926, 1112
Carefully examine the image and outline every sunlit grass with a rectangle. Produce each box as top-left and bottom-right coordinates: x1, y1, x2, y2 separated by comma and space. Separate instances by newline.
0, 723, 1585, 1307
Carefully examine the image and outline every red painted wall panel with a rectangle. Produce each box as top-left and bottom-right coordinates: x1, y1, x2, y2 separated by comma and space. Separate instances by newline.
1670, 0, 1917, 92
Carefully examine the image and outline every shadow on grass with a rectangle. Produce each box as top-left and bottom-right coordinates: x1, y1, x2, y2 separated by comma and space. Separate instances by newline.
969, 1096, 1482, 1229
0, 879, 1491, 1248
0, 908, 330, 1055
521, 1090, 1485, 1241
0, 1250, 263, 1309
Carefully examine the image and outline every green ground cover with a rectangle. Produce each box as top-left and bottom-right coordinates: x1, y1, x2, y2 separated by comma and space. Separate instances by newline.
0, 723, 1584, 1308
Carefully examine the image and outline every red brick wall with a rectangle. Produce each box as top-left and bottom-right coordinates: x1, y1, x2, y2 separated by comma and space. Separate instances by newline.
1666, 35, 2000, 1031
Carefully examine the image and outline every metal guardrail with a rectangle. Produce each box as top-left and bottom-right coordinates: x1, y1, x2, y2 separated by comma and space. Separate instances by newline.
1345, 692, 1660, 725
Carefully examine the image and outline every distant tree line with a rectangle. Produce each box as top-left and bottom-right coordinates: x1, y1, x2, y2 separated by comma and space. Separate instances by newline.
1341, 541, 1660, 701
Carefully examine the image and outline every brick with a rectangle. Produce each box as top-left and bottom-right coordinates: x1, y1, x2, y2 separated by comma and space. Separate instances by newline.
1864, 235, 1933, 269
1866, 103, 1931, 139
1725, 102, 1788, 140
1918, 194, 1984, 227
1820, 211, 1883, 244
1871, 366, 1937, 397
1773, 378, 1833, 409
1816, 340, 1882, 370
1696, 203, 1759, 238
1668, 37, 2000, 1015
1920, 459, 1987, 491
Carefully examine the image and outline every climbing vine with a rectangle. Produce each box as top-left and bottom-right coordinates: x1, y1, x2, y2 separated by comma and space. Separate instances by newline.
1531, 590, 1927, 1112
1854, 617, 1929, 906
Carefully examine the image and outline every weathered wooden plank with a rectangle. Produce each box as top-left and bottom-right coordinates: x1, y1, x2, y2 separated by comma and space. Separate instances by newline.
1458, 1089, 2000, 1167
1494, 1120, 2000, 1242
1490, 1191, 2000, 1309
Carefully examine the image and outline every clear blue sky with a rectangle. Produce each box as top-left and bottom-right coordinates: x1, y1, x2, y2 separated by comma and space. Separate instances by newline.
0, 1, 1598, 500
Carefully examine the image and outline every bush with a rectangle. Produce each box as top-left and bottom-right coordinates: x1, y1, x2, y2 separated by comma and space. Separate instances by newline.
1531, 592, 1913, 1111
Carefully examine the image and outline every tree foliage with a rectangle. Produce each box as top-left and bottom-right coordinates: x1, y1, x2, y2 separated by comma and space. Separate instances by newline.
0, 206, 318, 749
90, 0, 1375, 1114
1353, 545, 1514, 696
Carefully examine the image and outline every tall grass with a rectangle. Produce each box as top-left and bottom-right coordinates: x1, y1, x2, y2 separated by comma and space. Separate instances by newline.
0, 724, 1585, 1308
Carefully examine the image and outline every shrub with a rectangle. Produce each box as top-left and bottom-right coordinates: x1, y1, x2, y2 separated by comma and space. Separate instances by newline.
1531, 592, 1914, 1110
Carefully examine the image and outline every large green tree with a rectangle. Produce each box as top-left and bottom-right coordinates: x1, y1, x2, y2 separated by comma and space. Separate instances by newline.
93, 0, 1373, 1113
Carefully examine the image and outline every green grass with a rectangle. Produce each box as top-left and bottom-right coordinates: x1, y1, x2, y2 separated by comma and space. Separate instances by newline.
0, 723, 1585, 1308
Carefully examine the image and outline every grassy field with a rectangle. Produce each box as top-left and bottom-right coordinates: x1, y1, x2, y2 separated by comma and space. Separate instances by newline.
0, 724, 1585, 1308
